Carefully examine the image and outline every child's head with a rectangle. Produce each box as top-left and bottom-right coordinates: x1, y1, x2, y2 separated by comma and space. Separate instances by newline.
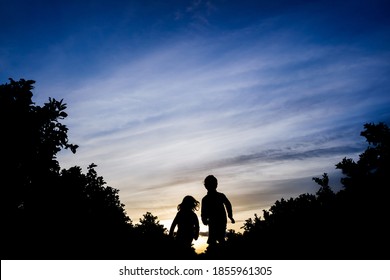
178, 195, 200, 211
204, 175, 218, 191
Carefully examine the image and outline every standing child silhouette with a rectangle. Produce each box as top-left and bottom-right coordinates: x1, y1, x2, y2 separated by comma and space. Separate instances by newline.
169, 195, 200, 250
201, 175, 235, 246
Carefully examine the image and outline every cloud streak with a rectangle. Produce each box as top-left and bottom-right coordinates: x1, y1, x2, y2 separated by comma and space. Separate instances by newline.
53, 23, 390, 232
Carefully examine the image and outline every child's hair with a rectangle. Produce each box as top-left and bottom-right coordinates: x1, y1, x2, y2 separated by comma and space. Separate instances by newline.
178, 195, 200, 211
204, 174, 218, 191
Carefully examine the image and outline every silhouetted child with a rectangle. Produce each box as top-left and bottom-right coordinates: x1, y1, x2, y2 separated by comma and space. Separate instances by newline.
169, 195, 200, 250
201, 175, 235, 246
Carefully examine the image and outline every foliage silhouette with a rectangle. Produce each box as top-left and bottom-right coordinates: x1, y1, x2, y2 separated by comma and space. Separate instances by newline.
1, 79, 162, 259
1, 78, 389, 260
216, 122, 390, 260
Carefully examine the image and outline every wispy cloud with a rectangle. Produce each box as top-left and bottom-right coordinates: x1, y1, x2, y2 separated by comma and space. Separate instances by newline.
52, 22, 390, 230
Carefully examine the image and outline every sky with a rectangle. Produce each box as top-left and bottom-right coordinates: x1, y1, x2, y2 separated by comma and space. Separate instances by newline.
1, 0, 390, 252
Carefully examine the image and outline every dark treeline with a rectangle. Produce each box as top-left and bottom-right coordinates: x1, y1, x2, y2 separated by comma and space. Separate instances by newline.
1, 79, 389, 260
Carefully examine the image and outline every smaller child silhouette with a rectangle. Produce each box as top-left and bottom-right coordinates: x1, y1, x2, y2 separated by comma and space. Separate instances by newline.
169, 195, 200, 250
201, 175, 235, 246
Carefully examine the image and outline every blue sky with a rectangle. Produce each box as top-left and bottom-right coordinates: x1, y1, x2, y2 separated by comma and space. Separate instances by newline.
2, 0, 390, 248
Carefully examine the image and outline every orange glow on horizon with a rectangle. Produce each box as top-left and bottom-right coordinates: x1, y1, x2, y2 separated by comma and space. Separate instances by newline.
192, 236, 208, 254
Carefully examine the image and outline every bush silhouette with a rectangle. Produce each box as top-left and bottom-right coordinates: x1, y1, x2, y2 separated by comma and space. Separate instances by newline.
221, 122, 390, 259
1, 79, 132, 259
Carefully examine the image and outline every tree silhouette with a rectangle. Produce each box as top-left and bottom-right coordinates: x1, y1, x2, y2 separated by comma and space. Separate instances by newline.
1, 79, 78, 258
221, 122, 389, 259
1, 79, 132, 259
333, 122, 390, 258
57, 163, 133, 259
1, 79, 78, 217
